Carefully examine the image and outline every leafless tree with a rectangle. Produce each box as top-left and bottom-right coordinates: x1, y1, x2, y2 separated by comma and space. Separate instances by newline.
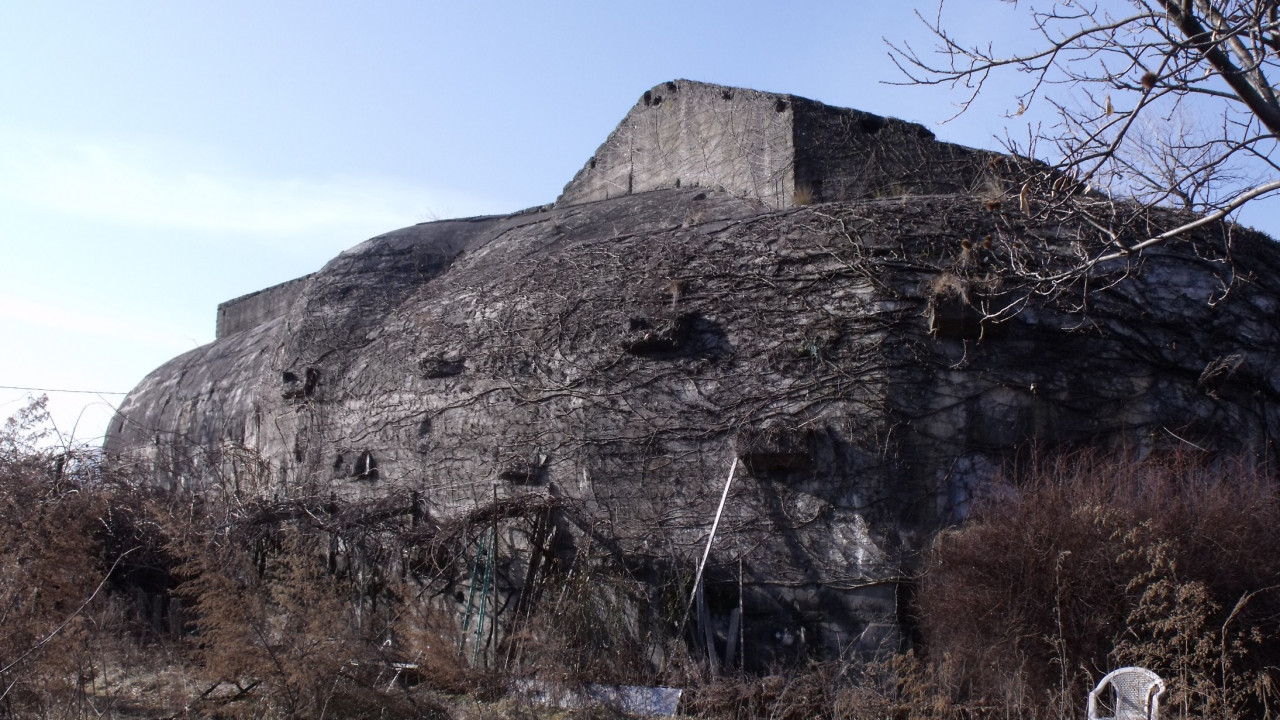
889, 1, 1280, 252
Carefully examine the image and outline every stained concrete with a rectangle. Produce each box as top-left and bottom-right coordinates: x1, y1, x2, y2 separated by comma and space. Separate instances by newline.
105, 81, 1280, 664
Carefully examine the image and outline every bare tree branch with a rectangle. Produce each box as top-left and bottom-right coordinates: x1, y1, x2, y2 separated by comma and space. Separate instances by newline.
888, 0, 1280, 294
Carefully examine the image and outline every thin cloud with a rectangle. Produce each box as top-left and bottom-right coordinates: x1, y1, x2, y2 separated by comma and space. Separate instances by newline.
0, 294, 196, 353
0, 128, 507, 241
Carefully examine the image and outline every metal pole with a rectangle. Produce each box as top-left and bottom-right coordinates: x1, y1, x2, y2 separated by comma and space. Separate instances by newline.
676, 457, 738, 639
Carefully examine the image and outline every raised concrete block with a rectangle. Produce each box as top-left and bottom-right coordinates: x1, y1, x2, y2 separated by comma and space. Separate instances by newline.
557, 79, 1011, 209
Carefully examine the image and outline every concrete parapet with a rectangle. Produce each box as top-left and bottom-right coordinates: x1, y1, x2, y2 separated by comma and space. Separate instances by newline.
215, 274, 312, 339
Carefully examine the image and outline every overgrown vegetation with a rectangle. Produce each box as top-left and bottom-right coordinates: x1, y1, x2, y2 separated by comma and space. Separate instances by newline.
918, 451, 1280, 720
3, 398, 1279, 718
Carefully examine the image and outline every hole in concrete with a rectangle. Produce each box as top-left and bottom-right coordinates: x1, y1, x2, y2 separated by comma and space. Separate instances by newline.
500, 456, 546, 485
420, 355, 465, 379
304, 368, 319, 397
736, 424, 816, 474
927, 295, 1006, 341
652, 94, 663, 106
282, 370, 309, 400
622, 313, 696, 356
775, 99, 789, 112
353, 451, 378, 480
643, 90, 653, 106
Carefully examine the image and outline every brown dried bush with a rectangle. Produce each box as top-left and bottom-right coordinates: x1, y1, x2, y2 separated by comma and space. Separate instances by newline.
173, 514, 386, 717
385, 578, 492, 696
507, 565, 660, 687
918, 450, 1280, 720
0, 398, 118, 715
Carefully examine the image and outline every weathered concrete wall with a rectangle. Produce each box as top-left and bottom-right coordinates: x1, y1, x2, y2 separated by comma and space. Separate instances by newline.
558, 80, 797, 208
106, 81, 1280, 665
215, 274, 313, 340
557, 80, 1019, 210
107, 188, 1280, 662
789, 96, 1007, 202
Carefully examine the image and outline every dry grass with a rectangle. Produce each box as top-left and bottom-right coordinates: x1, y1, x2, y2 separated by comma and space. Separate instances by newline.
793, 183, 815, 206
928, 272, 968, 300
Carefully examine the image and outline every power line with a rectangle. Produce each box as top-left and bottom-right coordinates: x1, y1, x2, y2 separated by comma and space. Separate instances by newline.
0, 384, 128, 396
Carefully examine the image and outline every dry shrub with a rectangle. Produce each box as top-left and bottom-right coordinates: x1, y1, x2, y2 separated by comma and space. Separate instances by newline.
387, 581, 492, 696
173, 515, 382, 717
0, 398, 194, 717
918, 450, 1280, 720
0, 398, 116, 715
508, 567, 658, 687
0, 401, 481, 716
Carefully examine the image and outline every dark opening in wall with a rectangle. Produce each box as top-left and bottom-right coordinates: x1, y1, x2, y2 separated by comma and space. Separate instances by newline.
282, 368, 320, 400
622, 313, 696, 356
736, 424, 816, 475
500, 457, 546, 485
353, 451, 378, 480
775, 99, 789, 112
282, 371, 303, 399
420, 355, 465, 379
643, 90, 653, 106
928, 297, 986, 340
927, 289, 1009, 342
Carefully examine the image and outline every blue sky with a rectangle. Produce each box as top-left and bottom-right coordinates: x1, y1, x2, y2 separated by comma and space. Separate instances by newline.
2, 1, 1277, 445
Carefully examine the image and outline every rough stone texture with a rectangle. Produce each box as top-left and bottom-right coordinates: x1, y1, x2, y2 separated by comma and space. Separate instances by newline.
106, 81, 1280, 664
557, 79, 1017, 209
